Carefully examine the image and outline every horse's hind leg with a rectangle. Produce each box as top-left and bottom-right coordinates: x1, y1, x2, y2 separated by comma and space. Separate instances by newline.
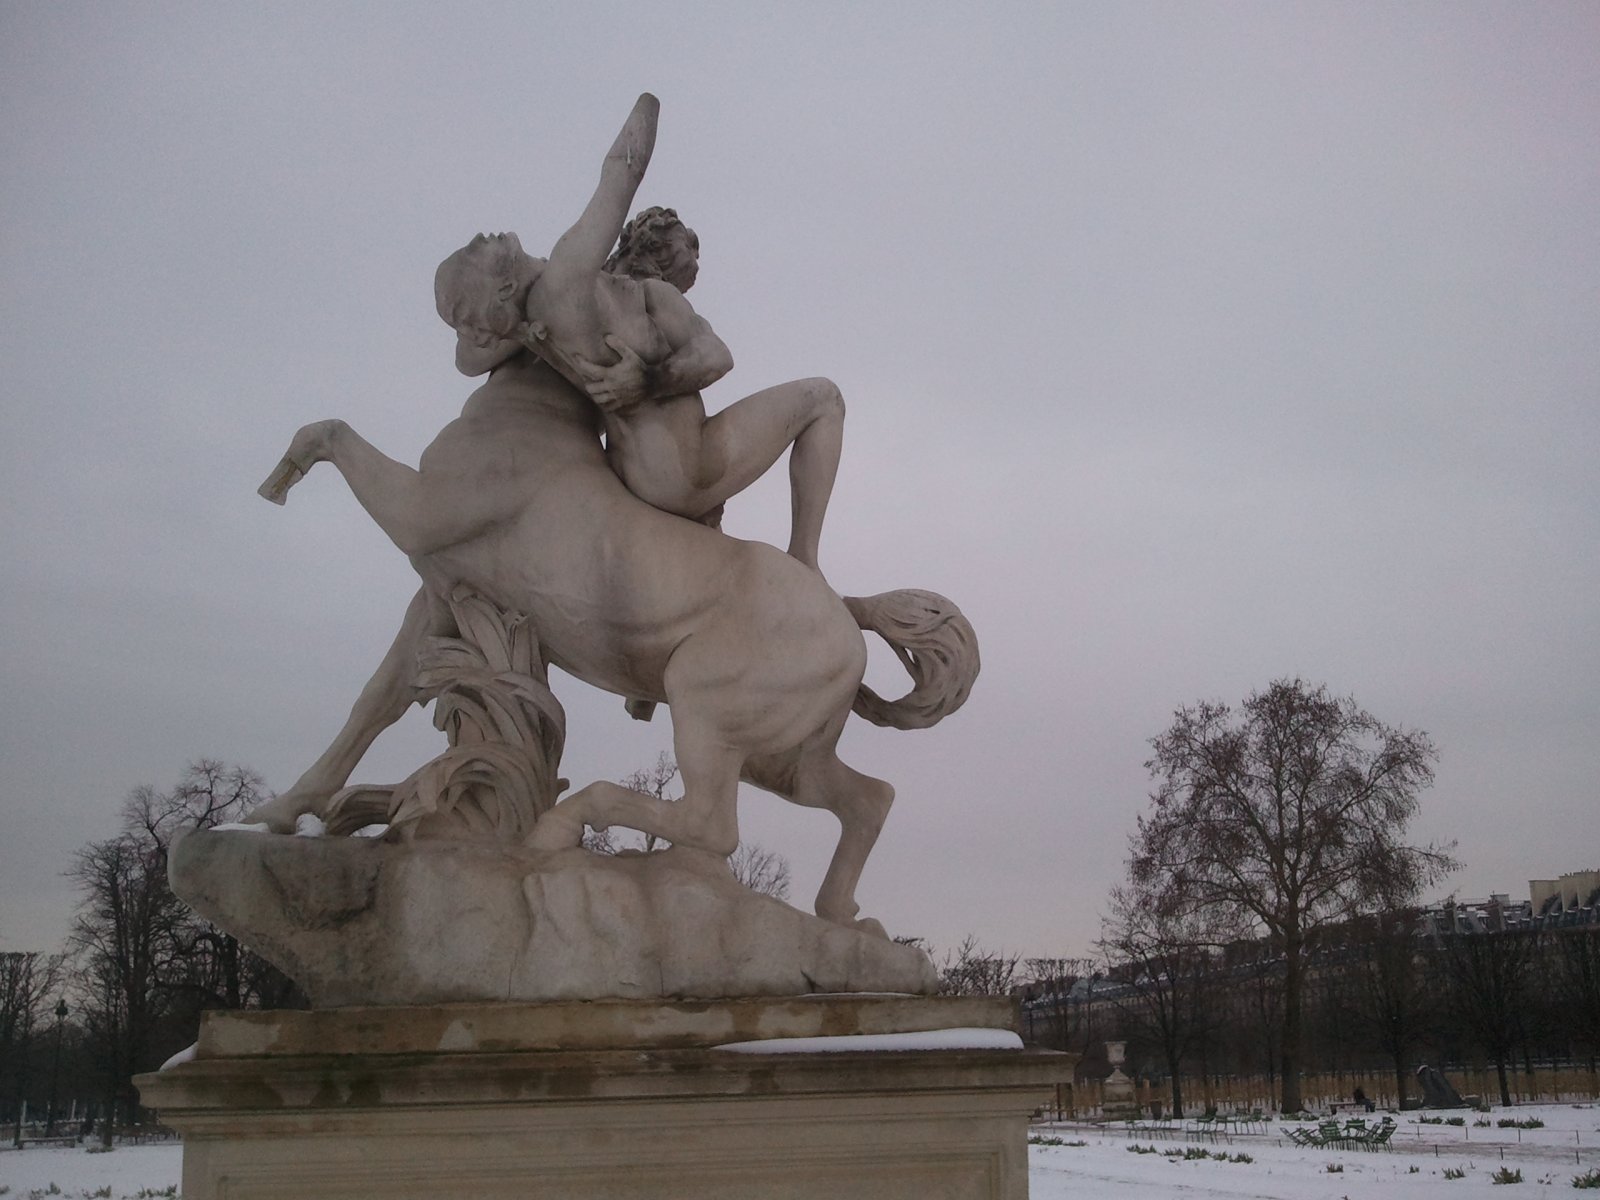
744, 728, 895, 934
246, 586, 451, 831
527, 716, 743, 856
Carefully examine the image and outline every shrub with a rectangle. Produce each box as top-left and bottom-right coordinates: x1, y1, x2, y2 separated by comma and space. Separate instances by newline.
1126, 1143, 1160, 1155
1490, 1167, 1523, 1185
1498, 1118, 1545, 1129
1573, 1168, 1600, 1190
1446, 1116, 1466, 1126
1444, 1166, 1468, 1180
1326, 1163, 1344, 1173
1228, 1152, 1254, 1164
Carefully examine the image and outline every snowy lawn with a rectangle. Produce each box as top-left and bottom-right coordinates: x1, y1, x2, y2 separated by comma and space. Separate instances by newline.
0, 1143, 180, 1198
1031, 1102, 1600, 1198
2, 1104, 1596, 1198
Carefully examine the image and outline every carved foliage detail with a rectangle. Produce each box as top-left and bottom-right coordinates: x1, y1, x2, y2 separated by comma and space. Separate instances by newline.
326, 587, 565, 842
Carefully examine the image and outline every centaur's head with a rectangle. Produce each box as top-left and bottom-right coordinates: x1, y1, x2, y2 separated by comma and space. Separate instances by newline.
435, 232, 544, 376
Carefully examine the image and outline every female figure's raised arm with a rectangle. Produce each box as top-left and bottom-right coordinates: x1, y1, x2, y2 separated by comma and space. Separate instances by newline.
546, 93, 659, 275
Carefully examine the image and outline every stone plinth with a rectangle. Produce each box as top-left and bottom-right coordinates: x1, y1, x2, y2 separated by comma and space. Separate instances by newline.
169, 829, 938, 1005
137, 996, 1073, 1199
1100, 1039, 1138, 1118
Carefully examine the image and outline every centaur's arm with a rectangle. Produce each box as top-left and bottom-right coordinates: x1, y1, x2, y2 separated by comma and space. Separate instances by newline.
576, 280, 734, 412
546, 94, 659, 275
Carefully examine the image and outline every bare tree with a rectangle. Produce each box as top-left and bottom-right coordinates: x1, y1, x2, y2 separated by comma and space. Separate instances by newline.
1551, 927, 1600, 1081
1097, 884, 1223, 1117
67, 761, 302, 1138
1438, 924, 1541, 1106
938, 936, 1020, 997
120, 762, 302, 1012
1020, 957, 1096, 1052
729, 842, 791, 901
0, 949, 66, 1130
68, 828, 185, 1139
1130, 678, 1453, 1112
1346, 908, 1429, 1108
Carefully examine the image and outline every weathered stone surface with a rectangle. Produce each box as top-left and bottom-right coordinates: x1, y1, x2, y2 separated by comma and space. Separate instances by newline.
246, 93, 981, 951
138, 997, 1073, 1200
171, 828, 938, 1006
198, 994, 1018, 1058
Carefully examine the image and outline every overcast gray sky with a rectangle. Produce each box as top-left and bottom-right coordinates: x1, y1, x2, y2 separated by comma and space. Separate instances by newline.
3, 2, 1596, 966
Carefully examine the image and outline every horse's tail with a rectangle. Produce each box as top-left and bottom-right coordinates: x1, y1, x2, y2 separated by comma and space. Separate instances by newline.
843, 589, 980, 730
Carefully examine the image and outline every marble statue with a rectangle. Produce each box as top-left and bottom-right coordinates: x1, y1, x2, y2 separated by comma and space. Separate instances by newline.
188, 94, 978, 1001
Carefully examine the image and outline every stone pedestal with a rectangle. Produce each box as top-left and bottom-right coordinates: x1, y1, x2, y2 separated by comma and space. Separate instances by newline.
1099, 1039, 1138, 1119
138, 995, 1073, 1199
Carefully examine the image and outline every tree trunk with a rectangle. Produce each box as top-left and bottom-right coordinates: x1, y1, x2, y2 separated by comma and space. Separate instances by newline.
1495, 1055, 1511, 1107
1280, 940, 1304, 1113
1393, 1053, 1408, 1109
1166, 1049, 1184, 1118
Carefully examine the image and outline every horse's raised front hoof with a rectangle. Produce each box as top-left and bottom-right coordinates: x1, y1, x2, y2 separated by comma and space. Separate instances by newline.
258, 457, 305, 505
526, 806, 586, 851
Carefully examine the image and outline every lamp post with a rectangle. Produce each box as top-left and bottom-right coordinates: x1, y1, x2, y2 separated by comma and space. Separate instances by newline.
45, 998, 68, 1137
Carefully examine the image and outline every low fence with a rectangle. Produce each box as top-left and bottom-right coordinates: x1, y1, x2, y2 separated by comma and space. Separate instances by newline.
1037, 1066, 1600, 1120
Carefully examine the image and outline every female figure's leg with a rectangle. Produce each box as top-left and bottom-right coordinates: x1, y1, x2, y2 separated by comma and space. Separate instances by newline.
612, 377, 844, 570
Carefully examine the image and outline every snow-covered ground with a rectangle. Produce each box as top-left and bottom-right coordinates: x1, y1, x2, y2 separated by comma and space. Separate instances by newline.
2, 1104, 1596, 1198
0, 1142, 180, 1198
1030, 1103, 1600, 1199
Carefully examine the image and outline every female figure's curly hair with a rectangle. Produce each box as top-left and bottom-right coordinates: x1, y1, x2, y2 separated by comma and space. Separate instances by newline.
605, 206, 698, 283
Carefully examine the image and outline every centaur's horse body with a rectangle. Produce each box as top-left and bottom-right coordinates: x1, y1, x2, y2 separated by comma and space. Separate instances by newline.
255, 354, 976, 933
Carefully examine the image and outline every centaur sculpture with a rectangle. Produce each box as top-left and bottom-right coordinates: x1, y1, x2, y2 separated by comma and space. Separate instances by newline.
244, 95, 978, 938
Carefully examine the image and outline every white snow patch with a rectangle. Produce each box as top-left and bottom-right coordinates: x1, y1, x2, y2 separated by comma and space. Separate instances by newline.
713, 1027, 1023, 1054
213, 821, 270, 833
353, 823, 390, 838
294, 812, 326, 837
159, 1041, 197, 1071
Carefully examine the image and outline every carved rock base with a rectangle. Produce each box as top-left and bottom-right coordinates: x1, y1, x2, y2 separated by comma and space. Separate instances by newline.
137, 997, 1073, 1200
169, 829, 938, 1005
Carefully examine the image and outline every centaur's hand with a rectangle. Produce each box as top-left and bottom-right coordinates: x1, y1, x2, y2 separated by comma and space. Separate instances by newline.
573, 335, 654, 413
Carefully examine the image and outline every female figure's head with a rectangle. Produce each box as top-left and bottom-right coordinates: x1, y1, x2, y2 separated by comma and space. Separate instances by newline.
605, 207, 699, 293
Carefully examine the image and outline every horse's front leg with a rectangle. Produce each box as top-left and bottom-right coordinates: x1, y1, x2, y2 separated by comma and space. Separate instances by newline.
259, 419, 348, 505
259, 419, 474, 557
245, 587, 451, 832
